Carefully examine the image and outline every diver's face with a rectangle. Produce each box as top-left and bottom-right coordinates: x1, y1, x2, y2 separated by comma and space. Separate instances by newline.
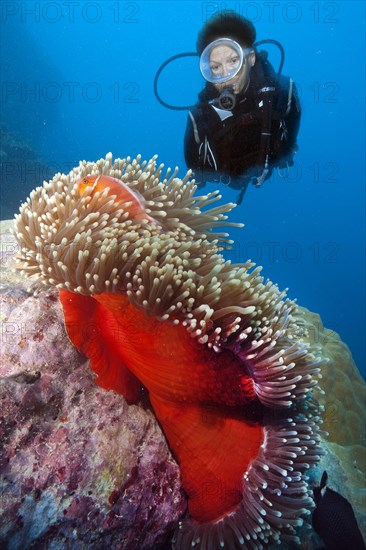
209, 45, 255, 94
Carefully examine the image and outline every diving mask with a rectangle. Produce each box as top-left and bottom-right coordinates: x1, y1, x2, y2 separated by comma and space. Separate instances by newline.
200, 38, 253, 84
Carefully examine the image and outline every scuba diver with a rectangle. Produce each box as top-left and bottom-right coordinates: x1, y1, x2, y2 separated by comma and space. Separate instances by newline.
183, 11, 301, 204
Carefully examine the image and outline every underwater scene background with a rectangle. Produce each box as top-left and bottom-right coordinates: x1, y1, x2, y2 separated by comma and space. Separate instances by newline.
1, 0, 365, 380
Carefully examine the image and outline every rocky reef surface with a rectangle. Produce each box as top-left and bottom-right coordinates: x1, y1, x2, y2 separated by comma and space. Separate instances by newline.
0, 125, 53, 221
0, 221, 185, 549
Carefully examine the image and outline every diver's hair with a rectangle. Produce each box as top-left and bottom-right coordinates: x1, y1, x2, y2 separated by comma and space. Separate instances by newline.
196, 10, 256, 54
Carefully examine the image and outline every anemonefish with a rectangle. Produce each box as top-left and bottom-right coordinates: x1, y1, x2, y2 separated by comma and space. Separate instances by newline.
77, 175, 157, 224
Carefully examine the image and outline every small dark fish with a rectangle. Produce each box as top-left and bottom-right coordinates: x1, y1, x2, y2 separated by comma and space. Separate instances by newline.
312, 470, 366, 550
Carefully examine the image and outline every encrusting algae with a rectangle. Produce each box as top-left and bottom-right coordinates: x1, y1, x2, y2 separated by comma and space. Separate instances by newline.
14, 152, 330, 549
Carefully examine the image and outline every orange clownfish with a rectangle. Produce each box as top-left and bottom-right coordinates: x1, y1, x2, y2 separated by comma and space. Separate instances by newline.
77, 175, 156, 224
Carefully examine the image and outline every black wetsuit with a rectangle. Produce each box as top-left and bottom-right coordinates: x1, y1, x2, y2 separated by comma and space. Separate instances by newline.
184, 51, 301, 194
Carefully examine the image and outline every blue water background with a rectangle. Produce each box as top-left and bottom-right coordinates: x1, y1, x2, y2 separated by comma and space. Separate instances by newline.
1, 1, 365, 377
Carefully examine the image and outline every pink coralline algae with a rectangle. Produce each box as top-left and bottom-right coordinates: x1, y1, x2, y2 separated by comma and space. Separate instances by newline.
0, 284, 185, 549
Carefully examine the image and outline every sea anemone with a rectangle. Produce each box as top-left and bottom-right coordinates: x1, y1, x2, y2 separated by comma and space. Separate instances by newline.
14, 153, 325, 549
